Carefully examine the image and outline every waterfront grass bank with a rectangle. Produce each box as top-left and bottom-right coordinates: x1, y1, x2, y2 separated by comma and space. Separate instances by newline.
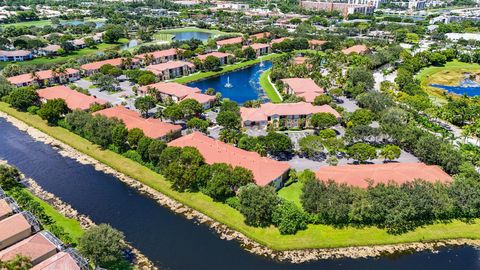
259, 68, 282, 103
172, 53, 280, 84
1, 102, 480, 253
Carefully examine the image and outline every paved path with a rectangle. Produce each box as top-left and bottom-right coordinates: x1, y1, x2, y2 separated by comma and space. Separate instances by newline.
287, 150, 420, 171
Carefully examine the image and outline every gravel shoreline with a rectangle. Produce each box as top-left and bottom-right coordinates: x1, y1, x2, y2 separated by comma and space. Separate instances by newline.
1, 111, 479, 264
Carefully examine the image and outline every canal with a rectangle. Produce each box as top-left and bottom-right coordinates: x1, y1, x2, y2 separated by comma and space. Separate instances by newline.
0, 117, 479, 270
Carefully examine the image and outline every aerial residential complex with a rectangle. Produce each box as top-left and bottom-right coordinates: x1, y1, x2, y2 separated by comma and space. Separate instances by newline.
1, 0, 480, 269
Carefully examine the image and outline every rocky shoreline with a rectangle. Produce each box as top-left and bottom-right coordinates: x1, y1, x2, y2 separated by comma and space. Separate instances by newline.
1, 111, 480, 264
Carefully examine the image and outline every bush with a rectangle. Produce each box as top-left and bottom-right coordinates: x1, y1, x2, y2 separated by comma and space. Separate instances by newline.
27, 105, 39, 114
272, 201, 308, 235
122, 150, 143, 164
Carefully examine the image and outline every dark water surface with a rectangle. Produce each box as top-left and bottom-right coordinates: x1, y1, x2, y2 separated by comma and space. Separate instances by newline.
188, 61, 272, 104
0, 118, 479, 270
172, 31, 212, 41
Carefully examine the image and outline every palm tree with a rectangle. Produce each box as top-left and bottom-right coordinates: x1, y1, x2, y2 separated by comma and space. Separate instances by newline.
121, 57, 133, 69
144, 54, 154, 65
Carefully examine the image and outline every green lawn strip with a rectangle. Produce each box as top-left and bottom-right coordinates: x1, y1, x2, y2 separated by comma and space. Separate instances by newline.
0, 42, 125, 69
417, 60, 480, 101
277, 182, 303, 207
259, 68, 282, 103
172, 54, 280, 84
2, 102, 480, 250
8, 188, 84, 244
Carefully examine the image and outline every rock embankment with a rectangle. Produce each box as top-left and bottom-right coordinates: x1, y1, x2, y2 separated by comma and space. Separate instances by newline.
2, 112, 480, 264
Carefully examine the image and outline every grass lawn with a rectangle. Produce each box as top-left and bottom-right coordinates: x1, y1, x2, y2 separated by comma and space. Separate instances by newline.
0, 42, 125, 69
417, 60, 480, 100
259, 68, 282, 103
2, 102, 480, 251
172, 53, 280, 84
277, 182, 303, 207
7, 188, 84, 244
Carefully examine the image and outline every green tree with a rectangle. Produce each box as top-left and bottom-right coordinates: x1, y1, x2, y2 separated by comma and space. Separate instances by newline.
127, 128, 144, 149
272, 201, 308, 235
380, 145, 401, 162
347, 143, 377, 163
78, 224, 126, 268
147, 139, 167, 164
163, 104, 184, 123
179, 98, 203, 119
310, 112, 338, 129
111, 124, 129, 152
203, 55, 221, 71
7, 87, 39, 111
216, 110, 241, 130
134, 96, 156, 117
264, 132, 293, 157
243, 46, 257, 60
349, 109, 374, 126
187, 117, 209, 132
103, 26, 125, 43
238, 184, 280, 227
313, 95, 333, 105
37, 98, 69, 125
299, 135, 324, 158
137, 136, 153, 162
0, 255, 32, 270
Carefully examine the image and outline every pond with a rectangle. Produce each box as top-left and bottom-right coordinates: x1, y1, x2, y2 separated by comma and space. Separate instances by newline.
0, 118, 480, 270
431, 79, 480, 96
188, 61, 272, 104
120, 39, 140, 50
60, 20, 105, 28
172, 31, 212, 41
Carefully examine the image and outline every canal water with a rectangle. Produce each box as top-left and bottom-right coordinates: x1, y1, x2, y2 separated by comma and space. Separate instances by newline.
0, 117, 479, 270
188, 61, 272, 104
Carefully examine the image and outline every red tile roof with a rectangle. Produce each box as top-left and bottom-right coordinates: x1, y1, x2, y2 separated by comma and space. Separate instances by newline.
31, 251, 80, 270
249, 32, 270, 39
0, 199, 13, 220
168, 132, 290, 186
294, 56, 307, 65
0, 50, 32, 57
135, 48, 178, 60
216, 37, 243, 46
140, 82, 215, 104
0, 233, 57, 264
241, 102, 340, 122
271, 37, 289, 44
40, 45, 61, 52
342, 44, 368, 55
7, 68, 79, 85
37, 85, 107, 111
315, 163, 452, 188
80, 58, 123, 71
309, 39, 327, 46
0, 214, 31, 244
93, 106, 182, 139
243, 43, 270, 50
197, 52, 233, 61
146, 61, 194, 75
280, 78, 325, 103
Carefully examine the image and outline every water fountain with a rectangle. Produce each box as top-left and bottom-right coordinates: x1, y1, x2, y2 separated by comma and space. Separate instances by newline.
224, 76, 233, 88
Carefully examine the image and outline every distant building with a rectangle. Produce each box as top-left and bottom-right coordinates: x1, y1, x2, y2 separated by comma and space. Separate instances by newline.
140, 82, 216, 109
135, 48, 181, 65
216, 37, 244, 48
216, 2, 250, 10
281, 78, 325, 103
146, 61, 195, 80
196, 52, 234, 65
168, 132, 291, 187
309, 39, 327, 49
341, 44, 369, 54
300, 0, 375, 17
315, 163, 452, 188
80, 58, 140, 75
445, 33, 480, 42
240, 102, 340, 129
0, 50, 33, 62
7, 68, 80, 87
94, 105, 182, 140
37, 45, 62, 56
37, 85, 108, 111
242, 43, 270, 57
